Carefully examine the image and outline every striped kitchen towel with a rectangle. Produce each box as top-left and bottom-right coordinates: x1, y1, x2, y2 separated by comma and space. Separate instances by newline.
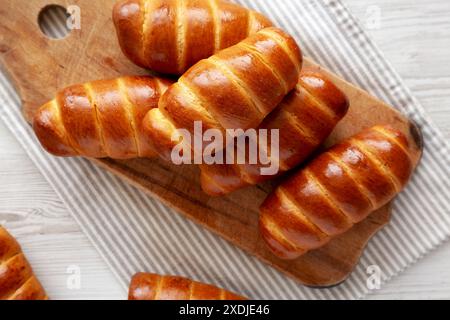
1, 0, 449, 299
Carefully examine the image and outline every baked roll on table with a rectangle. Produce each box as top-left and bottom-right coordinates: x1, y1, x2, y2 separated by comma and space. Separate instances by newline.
0, 226, 48, 300
33, 76, 173, 159
149, 26, 302, 133
260, 125, 414, 260
129, 273, 246, 300
143, 27, 302, 159
113, 0, 273, 74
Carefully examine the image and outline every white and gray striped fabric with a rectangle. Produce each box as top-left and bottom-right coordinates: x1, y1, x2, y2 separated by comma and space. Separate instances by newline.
1, 0, 450, 299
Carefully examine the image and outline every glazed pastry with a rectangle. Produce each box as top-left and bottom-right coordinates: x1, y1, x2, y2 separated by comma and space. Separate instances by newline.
260, 125, 413, 259
143, 27, 303, 157
33, 76, 173, 158
0, 226, 48, 300
129, 273, 246, 300
113, 0, 273, 74
199, 69, 349, 196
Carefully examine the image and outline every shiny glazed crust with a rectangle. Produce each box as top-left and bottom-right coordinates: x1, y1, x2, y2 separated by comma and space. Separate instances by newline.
33, 76, 172, 159
259, 125, 413, 259
199, 69, 350, 196
0, 226, 48, 300
128, 273, 246, 300
113, 0, 274, 74
143, 27, 303, 158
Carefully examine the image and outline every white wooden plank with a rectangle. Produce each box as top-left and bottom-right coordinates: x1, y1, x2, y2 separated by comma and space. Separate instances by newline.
0, 122, 125, 300
344, 0, 450, 138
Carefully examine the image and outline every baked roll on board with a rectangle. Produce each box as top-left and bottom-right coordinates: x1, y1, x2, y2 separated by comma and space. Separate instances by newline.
33, 76, 173, 159
143, 27, 302, 158
129, 273, 246, 300
0, 226, 48, 300
199, 69, 350, 196
113, 0, 273, 74
260, 125, 416, 260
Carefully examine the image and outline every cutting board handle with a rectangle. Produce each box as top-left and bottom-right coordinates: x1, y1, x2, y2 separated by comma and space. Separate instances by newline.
0, 0, 143, 122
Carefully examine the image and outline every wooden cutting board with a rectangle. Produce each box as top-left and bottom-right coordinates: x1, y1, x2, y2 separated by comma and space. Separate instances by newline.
0, 0, 423, 287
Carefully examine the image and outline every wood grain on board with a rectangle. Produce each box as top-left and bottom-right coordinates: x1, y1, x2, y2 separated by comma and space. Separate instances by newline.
0, 0, 422, 286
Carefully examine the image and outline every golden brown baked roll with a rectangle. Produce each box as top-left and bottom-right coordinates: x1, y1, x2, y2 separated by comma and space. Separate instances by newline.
199, 69, 350, 196
260, 125, 413, 260
143, 27, 303, 156
0, 226, 48, 300
33, 76, 173, 159
113, 0, 273, 74
129, 273, 246, 300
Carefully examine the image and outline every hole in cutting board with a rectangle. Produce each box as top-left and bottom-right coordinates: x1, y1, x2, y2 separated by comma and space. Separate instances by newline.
38, 5, 71, 39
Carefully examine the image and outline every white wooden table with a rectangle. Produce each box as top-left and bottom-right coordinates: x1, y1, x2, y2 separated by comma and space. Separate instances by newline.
1, 0, 449, 299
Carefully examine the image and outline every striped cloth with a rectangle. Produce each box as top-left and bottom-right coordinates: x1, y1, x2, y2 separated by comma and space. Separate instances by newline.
1, 0, 449, 299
